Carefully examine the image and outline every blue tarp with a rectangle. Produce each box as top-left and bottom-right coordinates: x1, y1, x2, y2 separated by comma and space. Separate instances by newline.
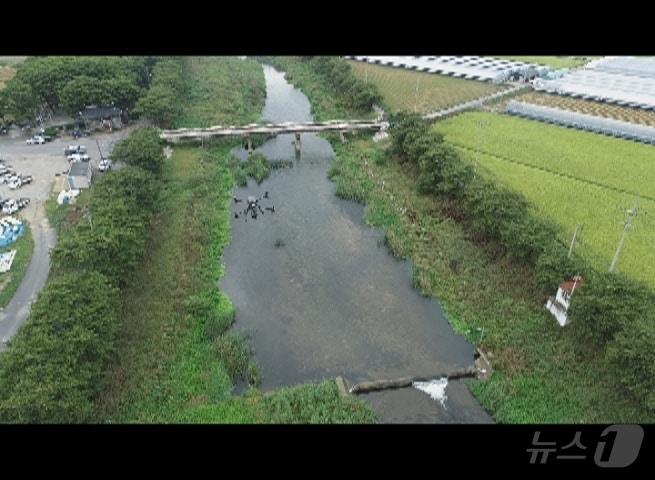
0, 224, 25, 248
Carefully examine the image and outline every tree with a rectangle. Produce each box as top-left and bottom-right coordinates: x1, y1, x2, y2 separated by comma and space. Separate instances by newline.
0, 271, 120, 423
133, 85, 181, 128
110, 127, 165, 174
2, 79, 40, 123
59, 75, 113, 115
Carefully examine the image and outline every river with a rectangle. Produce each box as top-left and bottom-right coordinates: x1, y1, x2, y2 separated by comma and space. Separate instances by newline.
219, 64, 492, 423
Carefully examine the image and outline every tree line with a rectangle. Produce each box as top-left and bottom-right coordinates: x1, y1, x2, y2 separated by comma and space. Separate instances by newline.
389, 112, 655, 413
0, 128, 164, 422
0, 56, 158, 124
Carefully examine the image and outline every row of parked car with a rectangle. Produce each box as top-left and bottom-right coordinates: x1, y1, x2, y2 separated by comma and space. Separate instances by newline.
0, 198, 30, 215
0, 161, 33, 190
65, 145, 112, 171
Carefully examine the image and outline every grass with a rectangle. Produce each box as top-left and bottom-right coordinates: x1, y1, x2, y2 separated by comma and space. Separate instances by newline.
0, 66, 16, 90
0, 226, 33, 308
492, 56, 597, 69
517, 91, 655, 127
347, 60, 507, 114
175, 57, 266, 128
232, 152, 272, 186
433, 111, 655, 289
327, 134, 651, 422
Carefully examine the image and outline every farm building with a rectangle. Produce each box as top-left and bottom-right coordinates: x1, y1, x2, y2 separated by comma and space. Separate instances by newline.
67, 161, 92, 190
345, 56, 548, 83
533, 56, 655, 110
505, 100, 655, 144
79, 105, 123, 130
545, 276, 584, 327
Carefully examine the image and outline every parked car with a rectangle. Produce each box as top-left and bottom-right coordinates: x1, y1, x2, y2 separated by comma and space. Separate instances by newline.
17, 198, 30, 209
26, 135, 45, 145
67, 153, 90, 162
9, 176, 32, 190
2, 200, 18, 215
98, 159, 112, 172
65, 145, 87, 156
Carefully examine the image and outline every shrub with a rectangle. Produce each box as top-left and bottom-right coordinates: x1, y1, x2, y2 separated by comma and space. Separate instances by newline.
569, 272, 654, 349
111, 127, 165, 175
607, 313, 655, 412
0, 272, 120, 423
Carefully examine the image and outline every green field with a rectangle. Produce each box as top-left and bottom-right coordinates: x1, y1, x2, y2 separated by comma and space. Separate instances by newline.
492, 56, 597, 69
347, 60, 506, 114
434, 112, 655, 288
175, 56, 266, 128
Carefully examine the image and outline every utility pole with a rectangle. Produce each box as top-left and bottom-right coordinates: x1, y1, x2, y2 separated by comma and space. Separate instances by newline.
414, 77, 420, 113
609, 205, 638, 273
568, 224, 582, 259
95, 139, 105, 161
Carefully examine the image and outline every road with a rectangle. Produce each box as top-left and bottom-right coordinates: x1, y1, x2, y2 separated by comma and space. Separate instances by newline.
0, 126, 138, 349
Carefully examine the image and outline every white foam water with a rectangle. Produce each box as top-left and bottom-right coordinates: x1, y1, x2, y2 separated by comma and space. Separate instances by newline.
413, 378, 448, 408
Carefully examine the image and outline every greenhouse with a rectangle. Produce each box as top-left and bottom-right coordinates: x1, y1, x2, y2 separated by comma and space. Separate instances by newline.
505, 100, 655, 145
345, 56, 547, 84
533, 57, 655, 109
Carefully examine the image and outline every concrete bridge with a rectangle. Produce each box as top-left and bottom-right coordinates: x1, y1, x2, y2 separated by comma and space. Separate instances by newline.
159, 119, 387, 153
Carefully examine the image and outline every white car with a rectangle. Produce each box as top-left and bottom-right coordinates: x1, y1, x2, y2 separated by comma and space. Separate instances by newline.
2, 200, 18, 215
26, 136, 45, 145
67, 153, 90, 162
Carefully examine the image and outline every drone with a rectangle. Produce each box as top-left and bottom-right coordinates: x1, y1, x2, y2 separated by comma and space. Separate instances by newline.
233, 191, 275, 221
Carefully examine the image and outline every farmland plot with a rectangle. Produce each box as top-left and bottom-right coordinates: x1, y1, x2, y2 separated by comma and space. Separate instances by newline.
434, 112, 655, 288
436, 112, 655, 201
347, 60, 506, 114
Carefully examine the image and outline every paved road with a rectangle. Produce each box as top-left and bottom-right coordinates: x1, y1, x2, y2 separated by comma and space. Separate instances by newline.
0, 205, 55, 348
0, 126, 140, 349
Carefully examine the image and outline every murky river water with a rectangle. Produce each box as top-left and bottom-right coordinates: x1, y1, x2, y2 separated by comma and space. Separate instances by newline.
219, 65, 492, 423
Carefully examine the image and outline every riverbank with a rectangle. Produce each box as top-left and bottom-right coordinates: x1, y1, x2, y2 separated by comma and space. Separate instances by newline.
327, 134, 649, 422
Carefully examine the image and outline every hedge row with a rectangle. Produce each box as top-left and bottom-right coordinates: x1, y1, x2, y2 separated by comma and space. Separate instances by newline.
390, 112, 560, 265
0, 130, 163, 422
133, 57, 187, 128
389, 112, 655, 413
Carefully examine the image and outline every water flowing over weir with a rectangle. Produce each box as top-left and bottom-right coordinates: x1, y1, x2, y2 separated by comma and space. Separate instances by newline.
219, 64, 492, 423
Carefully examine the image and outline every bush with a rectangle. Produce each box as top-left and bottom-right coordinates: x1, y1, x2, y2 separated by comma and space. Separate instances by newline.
111, 127, 165, 175
534, 242, 585, 294
569, 272, 654, 349
607, 313, 655, 412
185, 290, 235, 341
213, 332, 258, 386
0, 271, 120, 423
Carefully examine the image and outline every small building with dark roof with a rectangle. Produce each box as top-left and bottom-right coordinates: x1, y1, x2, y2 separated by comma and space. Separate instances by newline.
79, 105, 123, 131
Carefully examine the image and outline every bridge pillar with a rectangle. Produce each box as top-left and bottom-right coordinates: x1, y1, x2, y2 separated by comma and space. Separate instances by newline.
339, 131, 346, 143
294, 133, 301, 155
247, 137, 254, 155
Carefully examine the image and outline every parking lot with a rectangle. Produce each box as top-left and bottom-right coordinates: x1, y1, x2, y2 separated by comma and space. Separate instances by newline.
0, 125, 138, 345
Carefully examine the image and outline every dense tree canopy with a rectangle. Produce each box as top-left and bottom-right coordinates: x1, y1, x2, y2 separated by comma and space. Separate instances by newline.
110, 127, 165, 175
